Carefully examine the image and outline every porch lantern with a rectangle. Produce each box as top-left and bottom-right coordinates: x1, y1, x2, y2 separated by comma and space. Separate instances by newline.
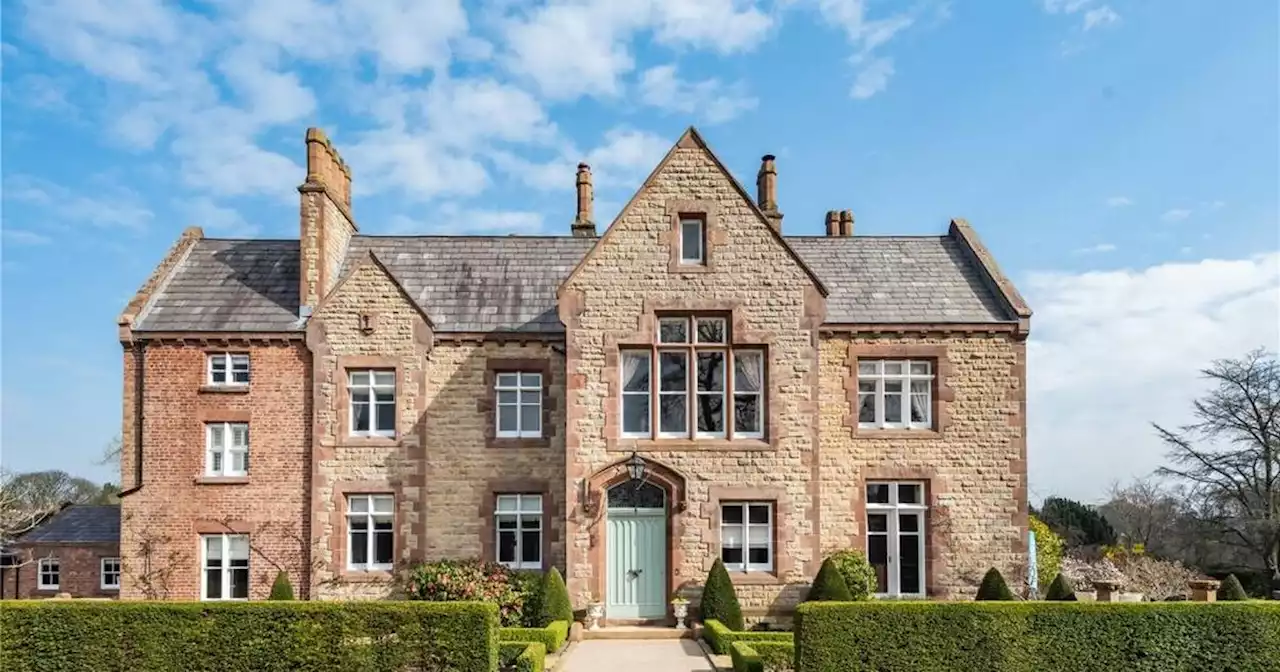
626, 452, 646, 482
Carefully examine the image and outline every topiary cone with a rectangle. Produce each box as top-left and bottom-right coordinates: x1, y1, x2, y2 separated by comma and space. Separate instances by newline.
538, 566, 574, 625
700, 558, 744, 631
269, 570, 294, 600
1044, 573, 1076, 601
1218, 574, 1248, 601
807, 557, 854, 602
976, 568, 1015, 601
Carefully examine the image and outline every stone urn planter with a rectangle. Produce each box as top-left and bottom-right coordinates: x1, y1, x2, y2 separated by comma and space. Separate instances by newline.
671, 598, 689, 630
586, 601, 605, 631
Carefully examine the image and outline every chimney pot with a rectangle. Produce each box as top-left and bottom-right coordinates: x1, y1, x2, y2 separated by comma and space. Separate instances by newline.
839, 210, 854, 237
824, 211, 839, 236
572, 162, 597, 237
757, 154, 782, 232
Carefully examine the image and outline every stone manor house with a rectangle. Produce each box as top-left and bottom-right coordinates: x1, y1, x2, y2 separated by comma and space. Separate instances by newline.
116, 126, 1030, 621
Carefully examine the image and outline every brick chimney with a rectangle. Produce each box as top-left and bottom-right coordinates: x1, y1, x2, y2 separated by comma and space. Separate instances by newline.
298, 127, 358, 317
756, 154, 783, 232
824, 210, 854, 237
839, 210, 854, 236
571, 162, 597, 238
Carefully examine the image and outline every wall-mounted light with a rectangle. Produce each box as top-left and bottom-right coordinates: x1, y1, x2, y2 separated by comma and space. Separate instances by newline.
626, 452, 646, 482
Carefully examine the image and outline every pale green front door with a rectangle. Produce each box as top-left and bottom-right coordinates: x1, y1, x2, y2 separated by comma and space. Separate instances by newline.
606, 506, 667, 619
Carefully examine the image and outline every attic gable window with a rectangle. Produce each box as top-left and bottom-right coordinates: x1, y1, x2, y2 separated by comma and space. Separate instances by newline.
679, 216, 705, 265
208, 353, 249, 386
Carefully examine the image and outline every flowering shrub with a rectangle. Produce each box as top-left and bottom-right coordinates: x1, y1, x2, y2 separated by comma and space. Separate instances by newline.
404, 559, 525, 626
1060, 547, 1198, 601
1029, 515, 1064, 596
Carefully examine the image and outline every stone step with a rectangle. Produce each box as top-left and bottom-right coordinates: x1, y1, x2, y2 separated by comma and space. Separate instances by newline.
583, 625, 698, 640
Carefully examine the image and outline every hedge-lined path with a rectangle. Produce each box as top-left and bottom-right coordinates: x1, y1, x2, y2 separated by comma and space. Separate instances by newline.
560, 639, 714, 672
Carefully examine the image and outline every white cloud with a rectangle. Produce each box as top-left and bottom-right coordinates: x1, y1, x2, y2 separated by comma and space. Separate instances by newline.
1082, 6, 1121, 31
638, 65, 757, 124
496, 127, 670, 193
814, 1, 918, 99
1105, 196, 1132, 207
1042, 0, 1121, 32
1074, 243, 1117, 254
1027, 252, 1280, 501
850, 57, 894, 99
184, 197, 261, 238
2, 229, 54, 245
388, 205, 546, 235
1161, 208, 1192, 222
3, 175, 154, 232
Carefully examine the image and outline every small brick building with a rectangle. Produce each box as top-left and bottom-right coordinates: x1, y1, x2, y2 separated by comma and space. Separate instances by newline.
117, 127, 1030, 620
1, 504, 121, 599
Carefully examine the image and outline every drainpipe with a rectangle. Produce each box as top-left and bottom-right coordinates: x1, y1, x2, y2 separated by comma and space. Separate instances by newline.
118, 341, 146, 497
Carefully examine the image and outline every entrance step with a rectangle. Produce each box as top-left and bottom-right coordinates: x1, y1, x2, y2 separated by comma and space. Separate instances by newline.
583, 625, 699, 640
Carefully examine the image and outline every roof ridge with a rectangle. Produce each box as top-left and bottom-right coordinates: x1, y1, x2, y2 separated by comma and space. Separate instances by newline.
202, 237, 299, 243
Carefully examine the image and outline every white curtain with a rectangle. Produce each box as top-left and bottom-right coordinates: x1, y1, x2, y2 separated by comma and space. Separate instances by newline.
622, 352, 648, 391
735, 351, 763, 392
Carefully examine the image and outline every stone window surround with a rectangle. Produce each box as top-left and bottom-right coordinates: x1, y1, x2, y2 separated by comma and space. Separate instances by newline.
844, 343, 954, 440
850, 467, 949, 598
336, 355, 406, 446
603, 299, 778, 452
479, 358, 556, 449
480, 478, 557, 572
193, 409, 252, 485
707, 486, 795, 585
664, 199, 724, 274
329, 481, 400, 582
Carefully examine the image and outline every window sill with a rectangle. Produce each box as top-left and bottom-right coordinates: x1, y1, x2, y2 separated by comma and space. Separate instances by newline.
727, 572, 783, 586
615, 438, 772, 452
36, 586, 59, 592
339, 569, 394, 583
199, 384, 250, 394
487, 437, 551, 449
194, 476, 250, 485
854, 428, 941, 440
340, 436, 399, 448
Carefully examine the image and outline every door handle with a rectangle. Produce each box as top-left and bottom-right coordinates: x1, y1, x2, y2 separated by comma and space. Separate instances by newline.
628, 568, 643, 579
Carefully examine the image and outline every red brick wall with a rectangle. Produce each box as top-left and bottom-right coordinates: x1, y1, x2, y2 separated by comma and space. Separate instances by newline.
120, 340, 311, 600
4, 544, 120, 599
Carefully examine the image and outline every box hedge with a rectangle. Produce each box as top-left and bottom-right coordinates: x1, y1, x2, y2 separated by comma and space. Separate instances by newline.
703, 618, 794, 655
0, 600, 499, 672
730, 641, 795, 672
499, 620, 569, 653
794, 601, 1280, 672
499, 642, 546, 672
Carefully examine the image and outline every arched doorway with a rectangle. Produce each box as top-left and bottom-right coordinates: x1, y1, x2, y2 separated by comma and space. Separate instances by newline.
605, 481, 667, 619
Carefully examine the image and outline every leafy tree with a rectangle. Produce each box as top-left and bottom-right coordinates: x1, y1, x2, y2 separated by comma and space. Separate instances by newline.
1044, 573, 1076, 601
1218, 574, 1248, 601
1155, 349, 1280, 585
976, 568, 1015, 601
807, 558, 854, 601
700, 558, 744, 630
828, 549, 876, 600
269, 571, 294, 600
1036, 496, 1116, 548
537, 567, 573, 626
1029, 515, 1064, 594
1, 469, 113, 552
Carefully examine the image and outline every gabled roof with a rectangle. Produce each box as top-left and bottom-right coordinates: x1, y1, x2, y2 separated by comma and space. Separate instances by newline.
18, 505, 119, 545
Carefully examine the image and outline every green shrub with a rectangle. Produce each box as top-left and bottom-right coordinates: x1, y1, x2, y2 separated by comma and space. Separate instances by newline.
511, 570, 543, 627
538, 567, 573, 626
794, 601, 1280, 672
405, 558, 524, 626
976, 568, 1015, 601
500, 620, 568, 653
1029, 515, 1064, 594
1219, 574, 1249, 601
701, 558, 744, 631
268, 570, 294, 600
827, 549, 876, 600
806, 558, 853, 602
731, 641, 796, 672
499, 642, 546, 672
0, 600, 499, 672
1044, 573, 1076, 601
703, 619, 793, 655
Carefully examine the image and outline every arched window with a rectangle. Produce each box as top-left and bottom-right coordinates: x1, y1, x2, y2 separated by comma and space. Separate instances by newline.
607, 481, 666, 510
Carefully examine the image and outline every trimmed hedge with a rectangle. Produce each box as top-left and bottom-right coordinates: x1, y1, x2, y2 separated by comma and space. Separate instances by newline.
0, 600, 499, 672
1219, 574, 1249, 601
794, 601, 1280, 672
702, 558, 745, 631
538, 568, 573, 626
268, 571, 294, 600
730, 641, 796, 672
703, 618, 794, 655
806, 558, 853, 602
1044, 573, 1076, 601
499, 620, 569, 653
976, 568, 1015, 601
499, 642, 546, 672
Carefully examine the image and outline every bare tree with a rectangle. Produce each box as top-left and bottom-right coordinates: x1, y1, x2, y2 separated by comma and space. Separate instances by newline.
0, 470, 49, 550
1099, 477, 1184, 554
1156, 348, 1280, 581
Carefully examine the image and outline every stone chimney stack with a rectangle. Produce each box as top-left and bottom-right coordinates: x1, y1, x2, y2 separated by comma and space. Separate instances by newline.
571, 163, 597, 238
839, 210, 854, 236
756, 154, 783, 232
824, 211, 839, 236
298, 127, 358, 317
824, 210, 854, 237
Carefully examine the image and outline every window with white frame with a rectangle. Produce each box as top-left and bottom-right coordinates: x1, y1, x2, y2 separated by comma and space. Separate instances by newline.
865, 482, 927, 597
207, 353, 250, 386
720, 502, 773, 572
620, 316, 764, 440
205, 422, 248, 477
349, 370, 395, 437
37, 557, 59, 590
201, 534, 249, 601
495, 494, 542, 570
101, 557, 121, 590
679, 216, 705, 264
495, 372, 542, 438
347, 494, 394, 571
857, 360, 933, 429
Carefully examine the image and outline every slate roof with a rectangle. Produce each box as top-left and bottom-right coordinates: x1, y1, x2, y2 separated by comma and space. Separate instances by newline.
18, 505, 120, 544
132, 232, 1016, 333
133, 239, 301, 332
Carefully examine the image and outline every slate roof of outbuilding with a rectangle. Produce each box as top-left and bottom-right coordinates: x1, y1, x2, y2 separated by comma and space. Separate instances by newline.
131, 232, 1017, 333
18, 505, 120, 544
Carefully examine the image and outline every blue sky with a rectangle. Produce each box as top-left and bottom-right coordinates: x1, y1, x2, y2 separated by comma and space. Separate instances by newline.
2, 0, 1277, 502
